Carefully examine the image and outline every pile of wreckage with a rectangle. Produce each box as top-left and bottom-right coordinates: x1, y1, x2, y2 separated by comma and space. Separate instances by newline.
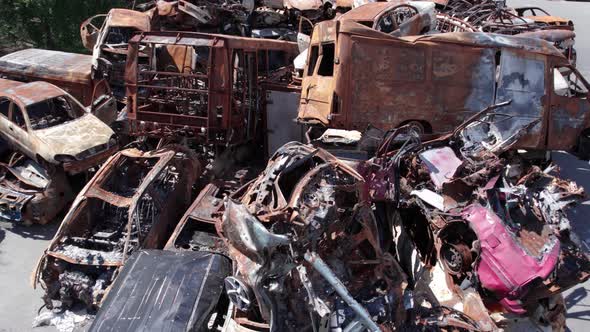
0, 0, 588, 331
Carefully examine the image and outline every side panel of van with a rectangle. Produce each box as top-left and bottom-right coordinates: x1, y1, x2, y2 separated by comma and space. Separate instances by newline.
495, 49, 547, 149
345, 36, 495, 133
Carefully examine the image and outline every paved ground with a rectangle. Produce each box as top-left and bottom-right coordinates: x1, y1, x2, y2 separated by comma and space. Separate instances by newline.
0, 221, 56, 331
1, 0, 590, 331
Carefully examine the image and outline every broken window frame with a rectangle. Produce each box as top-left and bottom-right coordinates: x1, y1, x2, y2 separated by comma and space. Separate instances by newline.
0, 97, 11, 119
307, 44, 319, 77
11, 103, 26, 129
553, 65, 589, 98
25, 95, 86, 131
317, 42, 335, 77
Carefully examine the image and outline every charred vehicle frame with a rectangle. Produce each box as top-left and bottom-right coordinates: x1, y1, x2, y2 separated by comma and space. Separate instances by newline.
33, 146, 200, 310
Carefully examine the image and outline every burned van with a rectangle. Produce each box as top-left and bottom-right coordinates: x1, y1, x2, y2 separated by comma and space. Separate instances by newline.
298, 21, 590, 155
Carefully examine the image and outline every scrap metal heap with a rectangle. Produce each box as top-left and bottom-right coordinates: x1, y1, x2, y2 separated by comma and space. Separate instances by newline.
0, 0, 585, 330
208, 103, 590, 331
360, 102, 590, 329
433, 0, 576, 63
0, 153, 72, 225
434, 0, 572, 34
34, 146, 200, 311
220, 142, 409, 331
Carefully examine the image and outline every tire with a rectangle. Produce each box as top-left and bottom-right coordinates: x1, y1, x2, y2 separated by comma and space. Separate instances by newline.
406, 121, 426, 136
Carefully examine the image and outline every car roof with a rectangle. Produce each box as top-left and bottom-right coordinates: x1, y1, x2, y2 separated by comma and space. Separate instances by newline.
0, 48, 92, 84
0, 81, 65, 106
401, 31, 565, 58
0, 78, 25, 92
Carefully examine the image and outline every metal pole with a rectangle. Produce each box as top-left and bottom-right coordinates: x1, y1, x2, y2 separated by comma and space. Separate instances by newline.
304, 252, 381, 332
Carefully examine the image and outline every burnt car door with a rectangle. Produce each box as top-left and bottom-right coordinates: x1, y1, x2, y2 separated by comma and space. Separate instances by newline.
81, 14, 107, 51
1, 99, 34, 157
547, 64, 590, 151
90, 250, 231, 332
89, 79, 117, 125
494, 49, 548, 149
299, 21, 337, 125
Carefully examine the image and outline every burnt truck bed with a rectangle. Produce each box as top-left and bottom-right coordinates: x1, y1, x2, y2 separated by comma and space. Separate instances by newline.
90, 250, 231, 332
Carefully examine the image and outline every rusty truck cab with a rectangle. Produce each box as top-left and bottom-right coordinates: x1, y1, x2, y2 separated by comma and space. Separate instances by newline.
299, 21, 590, 153
125, 31, 298, 146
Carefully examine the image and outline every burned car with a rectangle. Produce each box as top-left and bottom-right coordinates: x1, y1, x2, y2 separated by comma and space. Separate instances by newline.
431, 0, 577, 64
124, 31, 298, 147
219, 142, 409, 331
164, 168, 255, 253
33, 146, 200, 310
0, 79, 118, 174
0, 48, 112, 107
0, 79, 118, 173
81, 8, 152, 101
360, 102, 590, 329
0, 153, 73, 225
341, 1, 436, 35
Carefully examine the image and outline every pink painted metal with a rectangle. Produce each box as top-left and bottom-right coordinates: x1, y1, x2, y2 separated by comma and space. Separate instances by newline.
462, 204, 560, 314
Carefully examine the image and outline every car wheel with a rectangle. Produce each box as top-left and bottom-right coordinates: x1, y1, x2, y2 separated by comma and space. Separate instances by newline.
406, 121, 426, 136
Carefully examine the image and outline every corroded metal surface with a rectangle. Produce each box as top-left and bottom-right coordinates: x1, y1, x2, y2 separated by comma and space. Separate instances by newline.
34, 146, 201, 310
125, 31, 298, 144
298, 19, 590, 151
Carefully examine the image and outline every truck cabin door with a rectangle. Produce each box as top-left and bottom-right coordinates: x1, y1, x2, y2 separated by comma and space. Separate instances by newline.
299, 41, 336, 124
494, 49, 548, 149
547, 65, 590, 151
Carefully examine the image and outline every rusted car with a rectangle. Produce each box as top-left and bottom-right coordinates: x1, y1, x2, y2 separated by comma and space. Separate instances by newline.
0, 79, 118, 174
81, 8, 152, 101
33, 146, 200, 310
0, 48, 115, 108
515, 6, 573, 30
0, 154, 73, 225
218, 142, 411, 331
298, 21, 590, 155
164, 168, 254, 253
124, 31, 299, 147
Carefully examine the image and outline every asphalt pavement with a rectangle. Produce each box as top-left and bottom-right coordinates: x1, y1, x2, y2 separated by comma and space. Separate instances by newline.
1, 0, 590, 331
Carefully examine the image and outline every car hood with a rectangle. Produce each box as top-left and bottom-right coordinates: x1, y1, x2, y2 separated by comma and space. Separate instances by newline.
35, 114, 114, 158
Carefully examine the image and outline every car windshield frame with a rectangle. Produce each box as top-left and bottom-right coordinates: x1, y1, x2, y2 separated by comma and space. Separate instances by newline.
26, 94, 87, 131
